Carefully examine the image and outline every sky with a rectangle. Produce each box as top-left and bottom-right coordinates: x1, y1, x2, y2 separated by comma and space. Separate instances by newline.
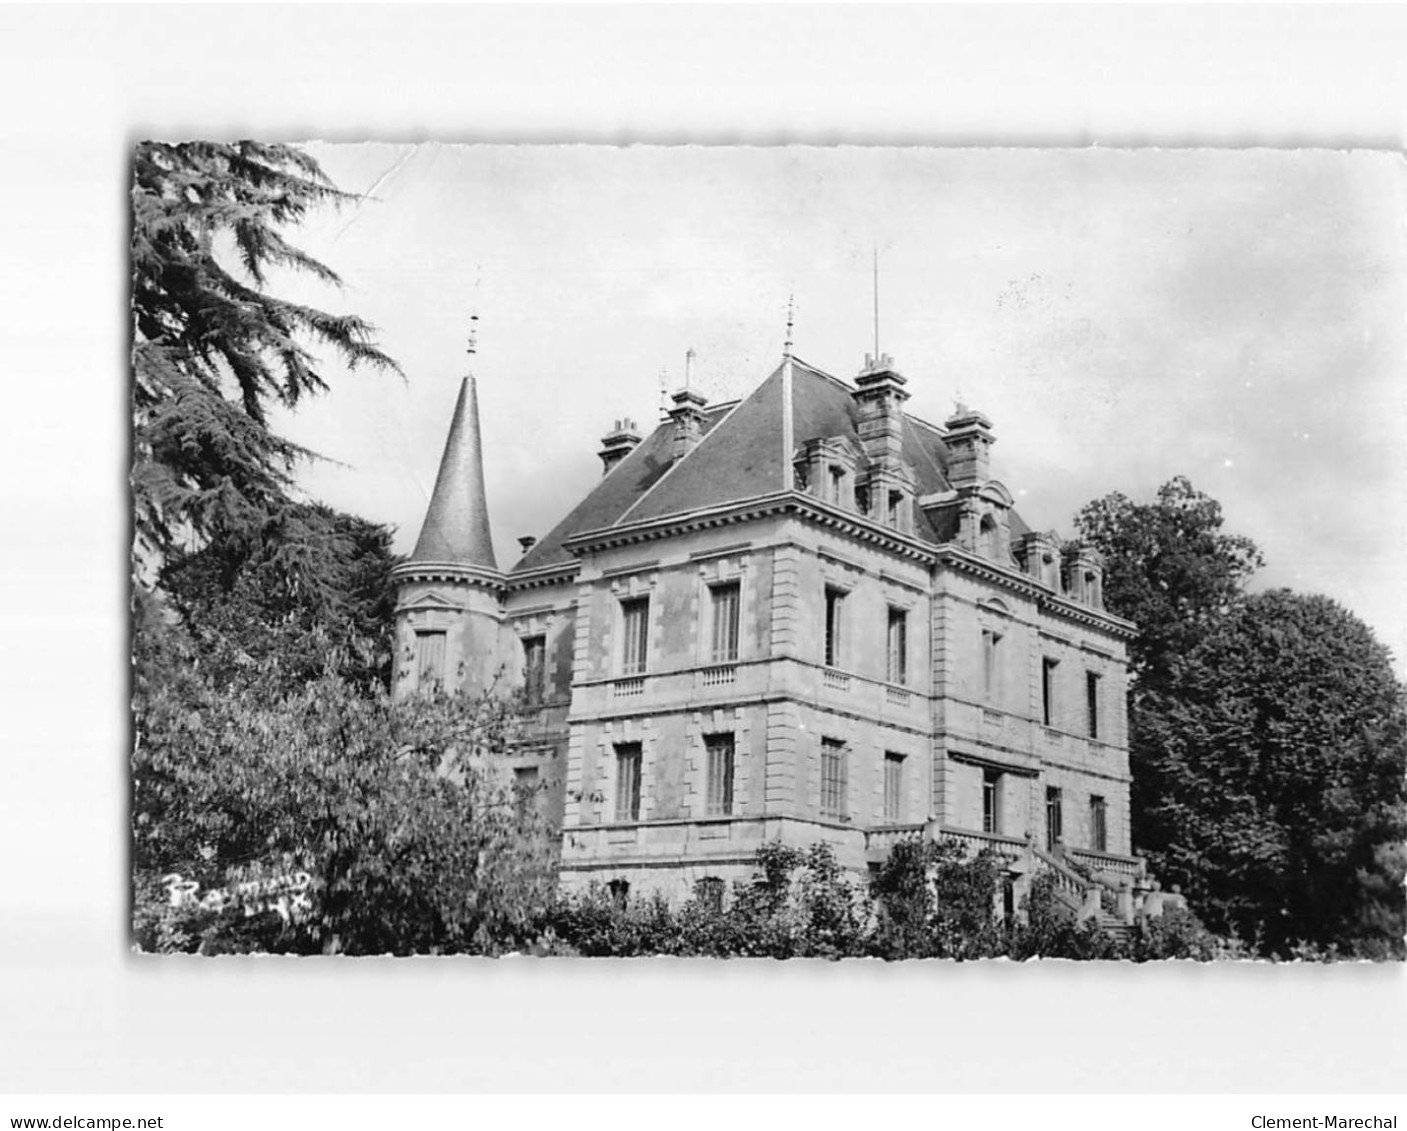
268, 144, 1407, 673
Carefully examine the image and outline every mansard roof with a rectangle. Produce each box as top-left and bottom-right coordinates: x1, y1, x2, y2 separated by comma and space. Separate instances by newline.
509, 354, 1028, 574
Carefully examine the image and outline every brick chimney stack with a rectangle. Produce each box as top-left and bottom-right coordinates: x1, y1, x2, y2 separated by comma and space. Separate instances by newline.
598, 418, 643, 476
944, 403, 995, 489
667, 388, 708, 462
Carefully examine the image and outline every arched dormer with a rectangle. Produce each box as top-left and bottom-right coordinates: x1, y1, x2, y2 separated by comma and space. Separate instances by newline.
794, 436, 861, 511
975, 481, 1015, 564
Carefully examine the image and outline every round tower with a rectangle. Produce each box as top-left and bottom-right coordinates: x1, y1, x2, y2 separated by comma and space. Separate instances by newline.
391, 370, 505, 699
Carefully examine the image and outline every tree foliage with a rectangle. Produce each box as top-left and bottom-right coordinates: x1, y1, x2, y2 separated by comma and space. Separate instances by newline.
132, 651, 557, 956
1075, 475, 1263, 690
1136, 590, 1407, 956
870, 839, 1006, 959
131, 140, 399, 567
1076, 477, 1406, 958
157, 501, 400, 695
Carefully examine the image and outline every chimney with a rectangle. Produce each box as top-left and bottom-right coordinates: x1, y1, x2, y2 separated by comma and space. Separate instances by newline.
667, 387, 708, 462
943, 402, 995, 490
598, 418, 642, 476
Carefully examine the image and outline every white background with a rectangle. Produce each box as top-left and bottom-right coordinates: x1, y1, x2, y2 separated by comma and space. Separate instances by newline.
0, 3, 1404, 1096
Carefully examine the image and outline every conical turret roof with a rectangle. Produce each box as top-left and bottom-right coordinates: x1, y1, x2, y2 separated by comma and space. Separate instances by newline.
410, 376, 497, 568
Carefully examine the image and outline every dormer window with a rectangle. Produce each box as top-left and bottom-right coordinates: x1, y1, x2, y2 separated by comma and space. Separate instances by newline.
828, 465, 844, 504
980, 513, 999, 558
887, 490, 903, 528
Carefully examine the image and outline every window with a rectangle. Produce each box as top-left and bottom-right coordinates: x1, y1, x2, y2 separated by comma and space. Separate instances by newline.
887, 489, 903, 527
705, 733, 735, 817
1090, 795, 1108, 853
709, 582, 740, 663
614, 742, 642, 822
620, 597, 650, 675
855, 485, 870, 515
608, 879, 630, 910
1046, 786, 1063, 851
982, 629, 1002, 703
883, 752, 905, 821
828, 465, 844, 503
1086, 671, 1101, 739
982, 769, 1003, 835
1042, 657, 1058, 727
980, 513, 999, 557
821, 738, 848, 819
522, 635, 546, 704
415, 630, 446, 689
696, 877, 725, 915
824, 587, 845, 668
886, 607, 908, 685
514, 765, 540, 815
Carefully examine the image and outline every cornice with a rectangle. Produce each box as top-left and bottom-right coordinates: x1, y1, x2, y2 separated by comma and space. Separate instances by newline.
564, 490, 939, 563
506, 561, 582, 592
390, 561, 506, 590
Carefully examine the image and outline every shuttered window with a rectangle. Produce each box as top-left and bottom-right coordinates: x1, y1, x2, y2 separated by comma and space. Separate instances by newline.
522, 635, 546, 704
824, 588, 844, 668
821, 739, 848, 819
620, 598, 650, 675
705, 733, 735, 816
886, 607, 908, 685
615, 743, 642, 822
416, 630, 446, 689
709, 583, 740, 663
883, 752, 904, 821
1090, 795, 1107, 853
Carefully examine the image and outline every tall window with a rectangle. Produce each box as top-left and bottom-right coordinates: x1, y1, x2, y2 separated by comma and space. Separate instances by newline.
416, 630, 446, 689
1041, 657, 1058, 727
980, 514, 999, 557
1045, 786, 1063, 851
614, 742, 642, 822
620, 597, 650, 675
705, 733, 735, 817
824, 588, 845, 668
982, 769, 1003, 834
522, 635, 546, 704
709, 582, 740, 663
828, 465, 844, 503
1086, 671, 1101, 739
886, 607, 908, 685
608, 879, 630, 910
1090, 795, 1108, 853
514, 765, 540, 815
887, 490, 903, 527
883, 752, 905, 821
696, 877, 725, 915
821, 738, 848, 819
982, 629, 1002, 703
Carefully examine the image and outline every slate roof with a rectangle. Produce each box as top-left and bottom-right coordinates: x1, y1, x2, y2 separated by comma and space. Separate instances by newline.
508, 354, 1028, 575
411, 376, 498, 569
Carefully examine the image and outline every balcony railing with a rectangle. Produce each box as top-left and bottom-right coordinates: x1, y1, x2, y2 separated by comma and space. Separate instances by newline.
937, 825, 1029, 865
699, 664, 736, 687
885, 685, 911, 707
612, 677, 645, 698
822, 669, 851, 692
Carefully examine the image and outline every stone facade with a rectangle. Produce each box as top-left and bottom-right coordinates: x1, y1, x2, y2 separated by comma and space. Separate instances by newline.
391, 345, 1144, 910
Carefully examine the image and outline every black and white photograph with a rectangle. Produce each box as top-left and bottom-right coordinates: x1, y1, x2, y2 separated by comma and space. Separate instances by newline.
130, 142, 1405, 962
5, 3, 1407, 1115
